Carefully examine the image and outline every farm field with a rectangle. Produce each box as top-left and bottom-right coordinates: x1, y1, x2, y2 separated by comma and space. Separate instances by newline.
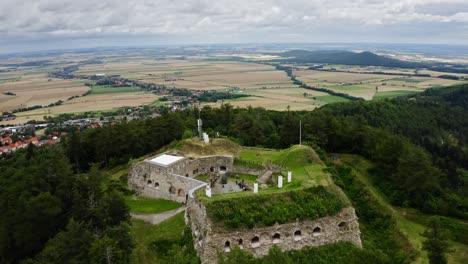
76, 60, 294, 90
207, 87, 347, 110
294, 69, 464, 100
0, 91, 159, 125
2, 55, 466, 125
319, 64, 468, 79
0, 75, 90, 112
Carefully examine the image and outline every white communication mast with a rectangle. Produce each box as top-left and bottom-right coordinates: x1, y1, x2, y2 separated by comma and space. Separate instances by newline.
197, 107, 203, 139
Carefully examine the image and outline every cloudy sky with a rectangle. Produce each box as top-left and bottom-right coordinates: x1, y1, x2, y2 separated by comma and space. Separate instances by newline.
1, 0, 467, 53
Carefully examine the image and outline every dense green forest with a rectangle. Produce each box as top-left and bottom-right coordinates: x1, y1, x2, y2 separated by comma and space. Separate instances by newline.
277, 50, 420, 68
0, 147, 132, 264
1, 83, 467, 263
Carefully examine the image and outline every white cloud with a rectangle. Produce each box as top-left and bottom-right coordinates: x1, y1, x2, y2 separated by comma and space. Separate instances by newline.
0, 0, 467, 52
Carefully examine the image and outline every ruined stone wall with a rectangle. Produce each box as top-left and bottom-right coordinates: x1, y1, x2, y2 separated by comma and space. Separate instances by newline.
128, 155, 234, 203
128, 162, 205, 203
187, 198, 362, 264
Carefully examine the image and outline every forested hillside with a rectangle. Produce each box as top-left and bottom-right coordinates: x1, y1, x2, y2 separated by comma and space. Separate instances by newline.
278, 50, 420, 68
1, 83, 467, 263
275, 49, 468, 73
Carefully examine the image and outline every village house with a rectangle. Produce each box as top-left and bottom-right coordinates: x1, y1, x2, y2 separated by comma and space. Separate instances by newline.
1, 136, 12, 145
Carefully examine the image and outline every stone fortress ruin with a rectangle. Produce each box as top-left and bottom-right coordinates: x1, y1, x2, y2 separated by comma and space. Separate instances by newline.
128, 151, 233, 203
128, 134, 362, 264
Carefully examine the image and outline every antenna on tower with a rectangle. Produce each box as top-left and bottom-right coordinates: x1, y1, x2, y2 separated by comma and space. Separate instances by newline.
197, 107, 203, 139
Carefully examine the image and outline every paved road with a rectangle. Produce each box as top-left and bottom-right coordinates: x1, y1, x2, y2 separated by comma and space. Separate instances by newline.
131, 207, 186, 225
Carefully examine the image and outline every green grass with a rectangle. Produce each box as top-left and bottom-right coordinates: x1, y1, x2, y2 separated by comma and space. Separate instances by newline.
90, 85, 141, 94
315, 95, 351, 103
130, 212, 186, 264
236, 145, 330, 193
125, 196, 180, 214
337, 154, 468, 264
228, 173, 259, 186
194, 173, 209, 183
373, 90, 418, 99
203, 186, 346, 229
198, 146, 339, 208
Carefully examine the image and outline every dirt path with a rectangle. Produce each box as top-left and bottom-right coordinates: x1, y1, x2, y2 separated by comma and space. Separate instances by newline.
131, 207, 186, 225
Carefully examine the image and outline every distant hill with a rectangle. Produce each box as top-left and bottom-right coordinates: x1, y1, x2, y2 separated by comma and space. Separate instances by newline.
277, 49, 422, 68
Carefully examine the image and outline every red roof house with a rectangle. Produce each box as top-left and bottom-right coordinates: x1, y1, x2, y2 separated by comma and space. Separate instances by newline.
1, 136, 12, 144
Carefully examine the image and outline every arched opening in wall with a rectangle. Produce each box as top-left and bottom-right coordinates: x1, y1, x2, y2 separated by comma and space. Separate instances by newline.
272, 233, 281, 244
224, 241, 231, 252
294, 230, 302, 241
185, 174, 189, 177
220, 166, 227, 171
155, 182, 160, 190
238, 239, 244, 249
147, 180, 152, 187
169, 186, 176, 194
210, 166, 215, 172
338, 222, 348, 231
313, 227, 322, 236
178, 189, 185, 197
251, 236, 260, 248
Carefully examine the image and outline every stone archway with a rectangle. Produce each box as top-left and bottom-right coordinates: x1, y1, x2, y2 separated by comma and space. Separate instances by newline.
178, 189, 185, 197
272, 233, 281, 244
294, 230, 302, 241
313, 227, 321, 236
224, 241, 231, 252
338, 222, 348, 231
251, 236, 260, 248
169, 186, 176, 194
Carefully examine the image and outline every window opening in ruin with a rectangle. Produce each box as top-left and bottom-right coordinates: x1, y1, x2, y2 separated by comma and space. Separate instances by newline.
251, 236, 260, 248
210, 166, 215, 172
224, 241, 231, 252
220, 166, 227, 171
338, 222, 348, 231
313, 227, 322, 236
294, 230, 302, 241
155, 182, 160, 190
178, 189, 185, 197
169, 186, 176, 194
186, 174, 189, 177
238, 239, 244, 249
272, 233, 281, 244
147, 180, 152, 186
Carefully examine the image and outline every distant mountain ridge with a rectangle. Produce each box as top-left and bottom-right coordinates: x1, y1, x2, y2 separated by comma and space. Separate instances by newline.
277, 49, 421, 68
